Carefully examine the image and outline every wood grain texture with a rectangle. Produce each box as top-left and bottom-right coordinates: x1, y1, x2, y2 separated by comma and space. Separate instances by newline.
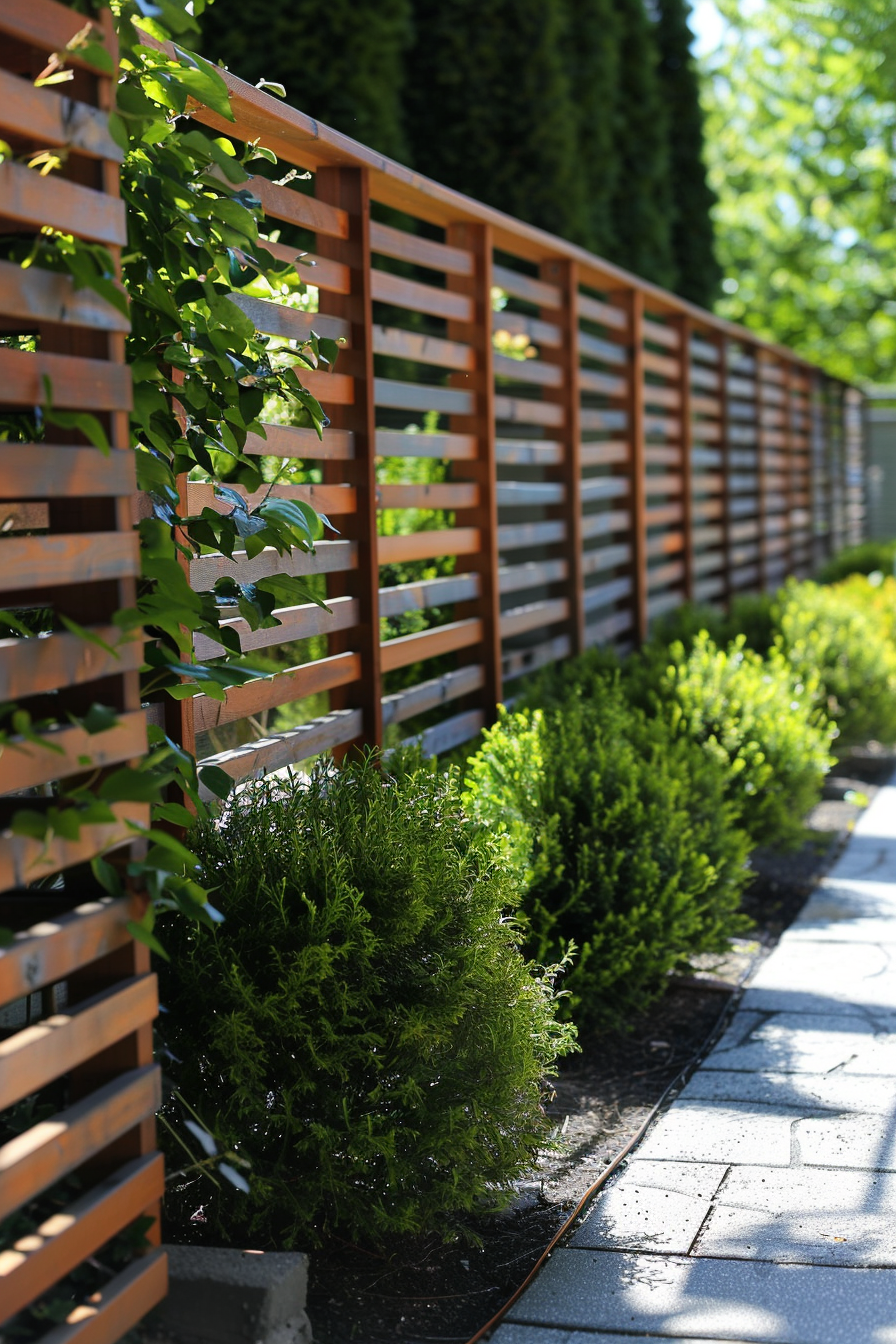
0, 445, 135, 499
0, 628, 142, 701
0, 259, 128, 332
0, 803, 149, 894
197, 709, 363, 791
0, 710, 145, 795
0, 347, 131, 412
0, 533, 139, 594
0, 896, 137, 1007
380, 617, 483, 673
31, 1247, 167, 1344
0, 1065, 161, 1222
193, 652, 361, 731
371, 269, 473, 322
0, 161, 125, 246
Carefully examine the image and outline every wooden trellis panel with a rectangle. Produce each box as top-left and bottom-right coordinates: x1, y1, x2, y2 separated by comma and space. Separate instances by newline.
0, 1, 163, 1339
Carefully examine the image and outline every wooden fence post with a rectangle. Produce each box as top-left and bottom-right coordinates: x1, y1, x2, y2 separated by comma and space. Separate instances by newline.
754, 344, 769, 593
717, 333, 734, 607
315, 165, 383, 750
541, 256, 584, 656
673, 314, 694, 602
446, 221, 502, 718
619, 289, 647, 643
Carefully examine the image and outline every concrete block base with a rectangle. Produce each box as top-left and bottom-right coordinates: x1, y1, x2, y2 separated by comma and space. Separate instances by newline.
155, 1247, 312, 1344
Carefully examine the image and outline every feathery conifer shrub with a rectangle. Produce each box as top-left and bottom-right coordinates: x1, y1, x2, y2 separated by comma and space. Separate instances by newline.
160, 754, 575, 1248
463, 681, 751, 1032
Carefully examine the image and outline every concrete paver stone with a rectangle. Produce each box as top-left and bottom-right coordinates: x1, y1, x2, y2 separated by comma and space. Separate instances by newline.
491, 1327, 757, 1344
570, 1160, 727, 1253
694, 1165, 896, 1266
505, 1249, 896, 1343
703, 1011, 896, 1075
633, 1101, 794, 1166
678, 1067, 895, 1114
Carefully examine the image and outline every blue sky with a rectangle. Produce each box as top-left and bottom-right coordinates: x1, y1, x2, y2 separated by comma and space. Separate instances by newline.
691, 0, 725, 55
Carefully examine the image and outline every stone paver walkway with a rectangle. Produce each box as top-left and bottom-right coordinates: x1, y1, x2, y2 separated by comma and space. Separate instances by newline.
491, 772, 896, 1344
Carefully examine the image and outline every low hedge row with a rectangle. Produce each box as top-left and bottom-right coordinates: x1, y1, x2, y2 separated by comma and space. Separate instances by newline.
159, 541, 894, 1248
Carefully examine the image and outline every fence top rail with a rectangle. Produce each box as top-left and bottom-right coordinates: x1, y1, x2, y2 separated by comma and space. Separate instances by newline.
183, 56, 853, 387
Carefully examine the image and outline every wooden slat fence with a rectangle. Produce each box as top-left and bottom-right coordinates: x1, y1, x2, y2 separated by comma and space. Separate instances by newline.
0, 0, 164, 1338
176, 66, 864, 792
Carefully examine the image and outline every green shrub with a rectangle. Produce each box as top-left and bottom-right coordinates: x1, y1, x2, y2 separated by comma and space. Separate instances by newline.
463, 681, 751, 1032
160, 754, 575, 1249
817, 539, 896, 585
663, 631, 835, 847
776, 577, 896, 747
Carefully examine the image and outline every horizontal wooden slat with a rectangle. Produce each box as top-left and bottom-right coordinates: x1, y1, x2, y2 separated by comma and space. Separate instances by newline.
193, 595, 358, 660
0, 348, 131, 412
260, 238, 350, 293
243, 173, 348, 238
193, 651, 361, 732
1, 711, 146, 796
243, 422, 354, 460
584, 608, 633, 645
33, 1246, 167, 1344
496, 481, 564, 506
579, 368, 627, 397
584, 576, 632, 611
382, 664, 485, 727
646, 502, 684, 526
372, 325, 474, 372
642, 349, 680, 379
580, 509, 630, 540
0, 0, 112, 69
226, 293, 349, 343
500, 597, 568, 638
493, 395, 564, 427
492, 310, 562, 349
0, 627, 142, 701
580, 476, 628, 502
375, 430, 477, 459
377, 482, 478, 510
374, 378, 473, 415
0, 445, 135, 499
578, 331, 627, 365
0, 974, 157, 1112
0, 161, 125, 246
644, 445, 682, 466
379, 528, 479, 564
493, 353, 563, 387
643, 383, 681, 410
197, 708, 363, 795
369, 221, 473, 276
0, 895, 137, 1007
494, 438, 563, 465
579, 441, 629, 467
0, 1064, 161, 1223
380, 617, 483, 672
0, 533, 138, 595
0, 1154, 164, 1327
580, 408, 627, 432
371, 269, 473, 322
577, 293, 627, 330
492, 264, 561, 309
0, 803, 149, 894
187, 481, 355, 517
413, 708, 485, 758
498, 520, 566, 550
379, 573, 480, 618
498, 559, 568, 593
643, 317, 679, 349
581, 542, 632, 574
502, 633, 571, 681
648, 558, 686, 587
645, 473, 683, 496
191, 539, 356, 589
0, 259, 128, 332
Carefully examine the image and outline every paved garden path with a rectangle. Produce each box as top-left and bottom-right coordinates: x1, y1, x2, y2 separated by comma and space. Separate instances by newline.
492, 771, 896, 1344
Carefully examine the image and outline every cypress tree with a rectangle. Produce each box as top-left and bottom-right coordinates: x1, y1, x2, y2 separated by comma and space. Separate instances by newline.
562, 0, 622, 259
654, 0, 722, 307
607, 0, 676, 289
199, 0, 413, 161
404, 0, 590, 245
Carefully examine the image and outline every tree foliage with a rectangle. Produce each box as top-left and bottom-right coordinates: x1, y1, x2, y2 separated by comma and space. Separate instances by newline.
704, 0, 896, 381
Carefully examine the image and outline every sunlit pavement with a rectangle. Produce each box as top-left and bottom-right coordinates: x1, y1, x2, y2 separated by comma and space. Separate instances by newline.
491, 770, 896, 1344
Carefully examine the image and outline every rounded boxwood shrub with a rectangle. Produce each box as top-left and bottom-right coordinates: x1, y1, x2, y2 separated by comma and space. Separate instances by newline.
775, 577, 896, 747
463, 678, 751, 1033
817, 539, 896, 585
663, 631, 835, 848
159, 753, 576, 1249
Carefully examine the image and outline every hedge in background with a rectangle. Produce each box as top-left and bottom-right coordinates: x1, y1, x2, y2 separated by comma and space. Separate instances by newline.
776, 577, 896, 747
817, 538, 896, 585
662, 633, 836, 848
463, 679, 751, 1033
160, 754, 575, 1248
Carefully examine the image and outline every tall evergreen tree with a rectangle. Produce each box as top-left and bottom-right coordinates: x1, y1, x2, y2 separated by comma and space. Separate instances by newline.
199, 0, 413, 161
404, 0, 590, 245
563, 0, 622, 258
654, 0, 721, 307
607, 0, 676, 289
